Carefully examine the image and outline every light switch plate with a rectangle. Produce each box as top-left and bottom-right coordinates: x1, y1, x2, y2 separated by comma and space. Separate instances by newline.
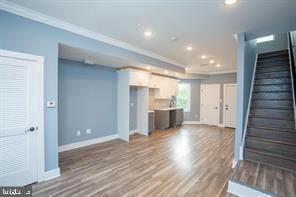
47, 101, 56, 108
86, 129, 91, 134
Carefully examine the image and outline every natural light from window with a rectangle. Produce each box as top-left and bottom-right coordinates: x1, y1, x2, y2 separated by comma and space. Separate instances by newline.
177, 83, 191, 112
256, 35, 274, 43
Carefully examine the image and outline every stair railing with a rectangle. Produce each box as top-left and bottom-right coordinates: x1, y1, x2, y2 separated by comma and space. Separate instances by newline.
240, 53, 258, 160
288, 32, 296, 128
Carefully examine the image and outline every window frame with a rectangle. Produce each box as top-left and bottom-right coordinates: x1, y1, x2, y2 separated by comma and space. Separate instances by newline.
177, 83, 191, 112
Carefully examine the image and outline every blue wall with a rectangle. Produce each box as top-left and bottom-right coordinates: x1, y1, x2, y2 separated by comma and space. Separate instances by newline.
0, 10, 181, 171
257, 33, 288, 54
182, 73, 237, 124
235, 33, 257, 162
58, 59, 117, 146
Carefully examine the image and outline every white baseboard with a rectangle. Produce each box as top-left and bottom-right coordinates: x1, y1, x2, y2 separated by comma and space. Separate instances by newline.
228, 180, 271, 197
217, 123, 225, 128
232, 160, 238, 168
183, 121, 201, 125
240, 146, 244, 160
129, 130, 138, 135
58, 134, 119, 152
42, 168, 60, 182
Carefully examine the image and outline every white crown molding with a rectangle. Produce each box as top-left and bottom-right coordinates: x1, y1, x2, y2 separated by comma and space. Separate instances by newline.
0, 0, 185, 68
209, 69, 237, 75
186, 69, 237, 76
58, 134, 119, 152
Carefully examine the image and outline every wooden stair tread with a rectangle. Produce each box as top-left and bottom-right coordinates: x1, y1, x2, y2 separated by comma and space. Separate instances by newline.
256, 62, 289, 67
247, 125, 295, 133
258, 50, 288, 57
246, 136, 296, 146
244, 148, 296, 161
251, 98, 293, 101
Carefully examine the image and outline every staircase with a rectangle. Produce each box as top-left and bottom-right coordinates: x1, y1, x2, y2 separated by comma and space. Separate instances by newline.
244, 49, 296, 171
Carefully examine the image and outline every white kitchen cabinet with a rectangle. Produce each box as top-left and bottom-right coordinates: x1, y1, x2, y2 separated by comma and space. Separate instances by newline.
154, 76, 179, 99
149, 75, 161, 88
129, 69, 150, 87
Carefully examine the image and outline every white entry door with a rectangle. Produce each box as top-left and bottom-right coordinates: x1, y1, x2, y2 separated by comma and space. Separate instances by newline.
0, 50, 44, 186
200, 84, 220, 126
224, 84, 237, 128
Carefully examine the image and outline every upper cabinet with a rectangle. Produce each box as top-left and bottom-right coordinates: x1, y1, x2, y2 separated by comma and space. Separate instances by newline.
149, 75, 161, 89
129, 70, 150, 87
118, 69, 179, 98
153, 75, 179, 99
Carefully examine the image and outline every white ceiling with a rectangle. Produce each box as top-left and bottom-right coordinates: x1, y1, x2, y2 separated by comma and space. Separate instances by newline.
7, 0, 296, 74
59, 44, 208, 79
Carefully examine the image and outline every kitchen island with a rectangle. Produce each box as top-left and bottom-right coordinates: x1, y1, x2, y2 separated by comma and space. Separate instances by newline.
153, 108, 183, 130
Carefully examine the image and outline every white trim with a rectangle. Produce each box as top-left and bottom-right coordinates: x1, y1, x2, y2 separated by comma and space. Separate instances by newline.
177, 83, 191, 112
217, 123, 225, 128
58, 134, 119, 152
183, 121, 201, 125
129, 130, 138, 135
287, 33, 296, 128
232, 160, 238, 168
186, 69, 237, 75
0, 0, 185, 69
208, 69, 237, 75
241, 53, 258, 160
239, 146, 244, 160
223, 83, 237, 128
0, 49, 45, 183
43, 168, 60, 182
200, 84, 221, 126
228, 180, 272, 197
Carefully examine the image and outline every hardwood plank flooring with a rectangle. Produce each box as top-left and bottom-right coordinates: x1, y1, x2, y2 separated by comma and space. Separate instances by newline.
33, 125, 235, 197
230, 160, 296, 196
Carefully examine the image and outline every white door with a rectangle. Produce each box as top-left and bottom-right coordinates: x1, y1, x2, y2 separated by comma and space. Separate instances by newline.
224, 84, 237, 128
0, 50, 43, 186
200, 84, 220, 126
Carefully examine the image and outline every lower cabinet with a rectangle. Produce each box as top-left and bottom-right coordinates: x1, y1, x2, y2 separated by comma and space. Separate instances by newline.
155, 110, 170, 130
148, 112, 155, 134
176, 108, 184, 126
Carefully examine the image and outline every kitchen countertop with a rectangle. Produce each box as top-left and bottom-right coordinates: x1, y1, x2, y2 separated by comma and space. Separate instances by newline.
154, 107, 183, 111
148, 111, 155, 113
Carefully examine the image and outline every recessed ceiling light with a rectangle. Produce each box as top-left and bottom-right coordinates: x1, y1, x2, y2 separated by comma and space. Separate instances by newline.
216, 64, 221, 68
146, 66, 151, 70
164, 70, 169, 74
225, 0, 237, 5
186, 46, 193, 51
144, 31, 152, 38
175, 72, 178, 76
201, 55, 207, 59
209, 60, 215, 64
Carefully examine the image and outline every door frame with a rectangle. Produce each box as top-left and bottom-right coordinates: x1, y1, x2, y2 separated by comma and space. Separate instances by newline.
223, 83, 237, 128
0, 49, 45, 182
200, 84, 220, 126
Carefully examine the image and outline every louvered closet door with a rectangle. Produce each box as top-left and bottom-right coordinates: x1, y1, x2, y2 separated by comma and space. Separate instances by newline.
0, 55, 37, 186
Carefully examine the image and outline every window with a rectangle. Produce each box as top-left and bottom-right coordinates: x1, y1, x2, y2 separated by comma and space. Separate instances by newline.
256, 35, 274, 43
177, 83, 191, 112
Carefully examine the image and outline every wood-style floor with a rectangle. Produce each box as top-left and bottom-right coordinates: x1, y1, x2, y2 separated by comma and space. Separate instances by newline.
33, 125, 235, 197
230, 160, 296, 196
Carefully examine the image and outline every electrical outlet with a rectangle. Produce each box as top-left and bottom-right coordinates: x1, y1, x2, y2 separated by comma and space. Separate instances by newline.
86, 128, 91, 134
77, 130, 81, 136
195, 115, 198, 119
130, 102, 134, 107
